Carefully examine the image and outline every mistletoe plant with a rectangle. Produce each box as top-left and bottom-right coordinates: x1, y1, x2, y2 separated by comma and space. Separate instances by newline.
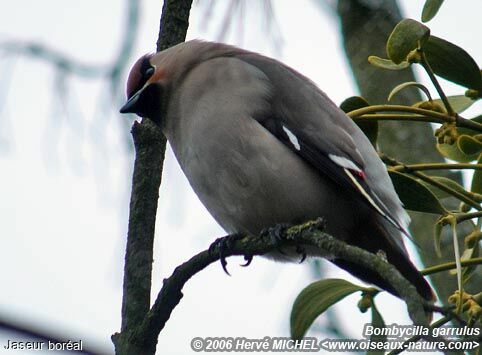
290, 1, 482, 349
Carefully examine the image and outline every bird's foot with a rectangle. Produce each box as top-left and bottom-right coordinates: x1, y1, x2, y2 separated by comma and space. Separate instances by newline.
209, 233, 248, 275
260, 223, 292, 251
260, 222, 303, 259
260, 222, 316, 262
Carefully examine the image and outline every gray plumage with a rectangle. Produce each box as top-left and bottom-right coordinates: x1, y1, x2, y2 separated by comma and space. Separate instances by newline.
120, 40, 433, 300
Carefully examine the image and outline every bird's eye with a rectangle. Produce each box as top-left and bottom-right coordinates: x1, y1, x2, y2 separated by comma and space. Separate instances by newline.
145, 67, 155, 77
140, 57, 155, 79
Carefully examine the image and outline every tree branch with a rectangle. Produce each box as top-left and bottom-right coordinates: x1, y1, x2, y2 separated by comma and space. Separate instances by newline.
116, 216, 434, 354
392, 163, 482, 172
112, 0, 193, 354
145, 219, 429, 336
349, 105, 482, 132
422, 257, 482, 276
382, 154, 482, 210
156, 0, 194, 52
119, 120, 166, 334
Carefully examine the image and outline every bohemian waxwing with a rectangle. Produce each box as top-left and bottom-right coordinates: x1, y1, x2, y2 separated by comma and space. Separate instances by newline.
120, 40, 434, 301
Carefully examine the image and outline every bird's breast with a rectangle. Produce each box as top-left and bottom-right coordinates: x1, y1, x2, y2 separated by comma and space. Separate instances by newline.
171, 113, 361, 241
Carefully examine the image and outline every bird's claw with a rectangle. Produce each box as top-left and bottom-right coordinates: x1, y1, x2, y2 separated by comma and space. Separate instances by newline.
240, 254, 253, 267
209, 233, 250, 275
209, 235, 234, 275
296, 245, 307, 263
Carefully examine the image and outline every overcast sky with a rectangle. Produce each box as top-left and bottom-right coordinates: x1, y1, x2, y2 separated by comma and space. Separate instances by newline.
0, 1, 481, 354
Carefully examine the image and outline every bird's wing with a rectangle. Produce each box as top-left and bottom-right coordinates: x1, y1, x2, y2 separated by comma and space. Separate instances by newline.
235, 53, 410, 250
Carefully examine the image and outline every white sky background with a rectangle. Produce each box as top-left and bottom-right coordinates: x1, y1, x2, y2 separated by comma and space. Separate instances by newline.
0, 0, 481, 354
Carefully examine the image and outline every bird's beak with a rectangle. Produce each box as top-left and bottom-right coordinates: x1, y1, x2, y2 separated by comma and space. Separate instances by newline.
119, 83, 163, 121
120, 90, 142, 114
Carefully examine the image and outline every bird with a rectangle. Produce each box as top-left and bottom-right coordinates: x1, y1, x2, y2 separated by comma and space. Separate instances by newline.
120, 40, 434, 301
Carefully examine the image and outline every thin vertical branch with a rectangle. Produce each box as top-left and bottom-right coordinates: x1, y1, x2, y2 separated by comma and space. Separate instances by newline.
113, 0, 193, 354
120, 120, 165, 333
420, 51, 455, 116
156, 0, 194, 52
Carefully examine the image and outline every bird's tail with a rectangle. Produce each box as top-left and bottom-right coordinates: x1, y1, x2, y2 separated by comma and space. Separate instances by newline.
332, 256, 434, 301
331, 217, 435, 302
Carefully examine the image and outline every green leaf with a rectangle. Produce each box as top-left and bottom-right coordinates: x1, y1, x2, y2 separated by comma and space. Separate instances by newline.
435, 95, 476, 114
424, 36, 482, 91
437, 116, 482, 161
416, 94, 478, 114
457, 115, 482, 136
368, 56, 410, 70
437, 118, 482, 162
421, 0, 444, 22
367, 301, 387, 355
457, 135, 482, 156
387, 19, 430, 64
388, 170, 447, 214
436, 142, 479, 163
340, 96, 370, 113
290, 279, 364, 340
388, 81, 432, 102
420, 176, 472, 200
471, 154, 482, 194
340, 96, 378, 147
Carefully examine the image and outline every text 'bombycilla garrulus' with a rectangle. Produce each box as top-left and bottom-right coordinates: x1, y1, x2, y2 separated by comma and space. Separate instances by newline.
120, 40, 434, 301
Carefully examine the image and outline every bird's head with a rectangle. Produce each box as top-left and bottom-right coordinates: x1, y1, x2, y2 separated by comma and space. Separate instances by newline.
120, 52, 168, 124
120, 40, 245, 125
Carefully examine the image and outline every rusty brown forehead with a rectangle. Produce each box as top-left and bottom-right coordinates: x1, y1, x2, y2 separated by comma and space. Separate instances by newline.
125, 53, 154, 99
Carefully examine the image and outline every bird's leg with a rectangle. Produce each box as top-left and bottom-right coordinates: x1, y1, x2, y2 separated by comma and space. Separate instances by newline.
209, 233, 245, 275
260, 223, 293, 256
261, 219, 326, 262
288, 217, 326, 263
260, 222, 308, 262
